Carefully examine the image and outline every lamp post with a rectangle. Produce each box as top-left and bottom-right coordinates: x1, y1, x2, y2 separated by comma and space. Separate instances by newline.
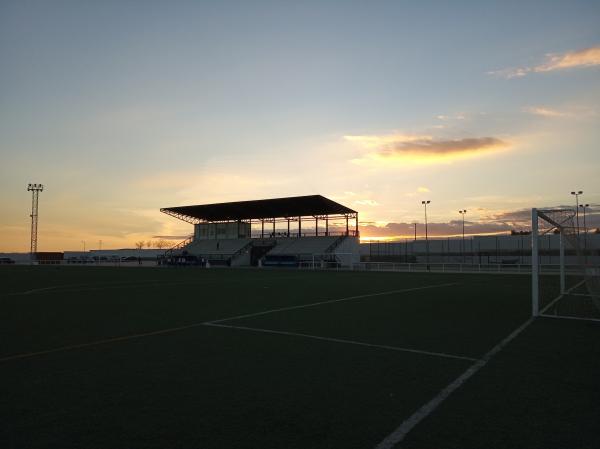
571, 190, 583, 234
459, 209, 467, 263
422, 200, 430, 270
580, 204, 589, 259
82, 240, 86, 253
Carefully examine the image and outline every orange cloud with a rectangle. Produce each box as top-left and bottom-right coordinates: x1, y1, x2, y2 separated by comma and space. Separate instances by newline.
536, 46, 600, 72
490, 45, 600, 79
347, 134, 508, 165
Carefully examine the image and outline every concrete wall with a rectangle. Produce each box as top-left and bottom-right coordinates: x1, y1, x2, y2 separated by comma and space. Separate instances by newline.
361, 233, 600, 265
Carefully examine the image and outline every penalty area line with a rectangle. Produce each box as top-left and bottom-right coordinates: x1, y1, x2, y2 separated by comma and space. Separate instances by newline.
0, 322, 208, 363
204, 322, 478, 362
0, 282, 460, 364
206, 282, 460, 324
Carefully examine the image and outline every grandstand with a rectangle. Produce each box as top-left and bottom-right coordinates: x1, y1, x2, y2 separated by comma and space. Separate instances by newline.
160, 195, 360, 267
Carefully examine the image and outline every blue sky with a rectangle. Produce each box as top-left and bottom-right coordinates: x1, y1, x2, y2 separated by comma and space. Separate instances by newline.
1, 0, 599, 250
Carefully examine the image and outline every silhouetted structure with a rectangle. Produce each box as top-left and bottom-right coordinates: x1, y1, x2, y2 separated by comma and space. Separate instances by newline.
160, 195, 360, 267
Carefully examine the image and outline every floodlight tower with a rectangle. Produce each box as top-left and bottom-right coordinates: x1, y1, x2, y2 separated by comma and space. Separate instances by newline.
459, 209, 467, 263
27, 183, 44, 260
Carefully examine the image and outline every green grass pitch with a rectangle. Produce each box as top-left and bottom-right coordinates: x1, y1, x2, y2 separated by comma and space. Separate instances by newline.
1, 266, 599, 449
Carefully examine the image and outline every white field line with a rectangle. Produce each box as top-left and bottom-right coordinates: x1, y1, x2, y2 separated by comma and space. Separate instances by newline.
204, 322, 478, 362
374, 279, 587, 449
5, 275, 303, 297
0, 282, 457, 363
539, 314, 600, 323
206, 282, 459, 324
539, 279, 586, 315
0, 322, 208, 363
19, 285, 67, 295
374, 317, 534, 449
5, 281, 187, 296
568, 292, 600, 298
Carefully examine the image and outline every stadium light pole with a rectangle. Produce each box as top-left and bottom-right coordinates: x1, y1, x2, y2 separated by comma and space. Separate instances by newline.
27, 183, 44, 263
459, 210, 467, 263
571, 190, 583, 234
82, 240, 86, 253
580, 204, 589, 259
422, 200, 430, 270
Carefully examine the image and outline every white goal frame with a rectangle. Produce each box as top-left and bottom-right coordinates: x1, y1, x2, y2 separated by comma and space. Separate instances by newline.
531, 207, 600, 321
531, 208, 571, 317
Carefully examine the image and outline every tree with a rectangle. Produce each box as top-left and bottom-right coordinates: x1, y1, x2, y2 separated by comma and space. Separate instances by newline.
135, 241, 145, 250
155, 239, 169, 249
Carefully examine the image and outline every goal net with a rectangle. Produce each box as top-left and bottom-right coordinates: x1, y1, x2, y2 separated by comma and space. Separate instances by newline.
297, 253, 355, 270
532, 208, 600, 321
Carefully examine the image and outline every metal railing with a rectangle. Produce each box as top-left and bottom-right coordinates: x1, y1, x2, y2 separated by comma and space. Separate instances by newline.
250, 230, 358, 239
164, 235, 194, 258
350, 262, 585, 274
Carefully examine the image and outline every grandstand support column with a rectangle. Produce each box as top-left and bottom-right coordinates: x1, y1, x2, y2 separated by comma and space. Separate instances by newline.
316, 216, 318, 236
287, 218, 290, 237
272, 218, 275, 236
346, 215, 349, 235
355, 214, 359, 237
326, 216, 329, 236
261, 219, 264, 238
298, 216, 301, 237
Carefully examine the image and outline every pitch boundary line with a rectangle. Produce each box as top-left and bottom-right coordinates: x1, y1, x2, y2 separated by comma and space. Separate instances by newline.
374, 280, 586, 449
206, 282, 459, 324
4, 275, 304, 297
204, 322, 478, 362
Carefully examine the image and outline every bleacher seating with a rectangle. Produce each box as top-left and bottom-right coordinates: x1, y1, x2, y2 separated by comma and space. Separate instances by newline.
183, 238, 251, 257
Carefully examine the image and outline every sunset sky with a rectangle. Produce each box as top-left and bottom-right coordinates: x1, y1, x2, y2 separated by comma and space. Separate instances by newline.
1, 0, 599, 251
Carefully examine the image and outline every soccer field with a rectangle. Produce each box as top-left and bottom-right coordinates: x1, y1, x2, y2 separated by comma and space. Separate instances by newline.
1, 266, 599, 449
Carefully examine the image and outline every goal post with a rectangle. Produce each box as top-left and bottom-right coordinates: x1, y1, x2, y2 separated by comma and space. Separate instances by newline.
531, 208, 539, 316
531, 207, 600, 321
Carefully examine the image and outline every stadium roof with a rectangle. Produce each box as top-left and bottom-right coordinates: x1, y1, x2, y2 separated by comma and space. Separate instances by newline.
161, 195, 357, 223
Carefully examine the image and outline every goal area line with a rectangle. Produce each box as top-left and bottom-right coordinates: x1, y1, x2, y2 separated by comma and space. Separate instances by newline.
206, 282, 459, 324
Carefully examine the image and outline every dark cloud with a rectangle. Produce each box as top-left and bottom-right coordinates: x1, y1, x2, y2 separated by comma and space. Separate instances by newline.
152, 235, 191, 240
381, 137, 507, 156
359, 206, 600, 239
359, 221, 513, 238
483, 208, 531, 225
